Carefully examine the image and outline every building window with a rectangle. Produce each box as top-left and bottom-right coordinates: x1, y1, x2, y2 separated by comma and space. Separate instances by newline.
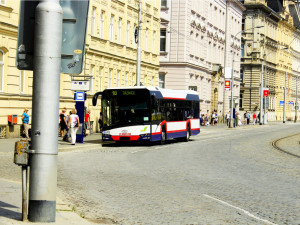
160, 29, 166, 52
110, 15, 114, 42
159, 73, 165, 88
145, 29, 148, 51
126, 21, 130, 46
20, 70, 25, 94
239, 94, 243, 109
152, 31, 156, 53
118, 18, 122, 44
0, 50, 4, 92
117, 70, 120, 87
91, 7, 96, 36
241, 43, 245, 57
189, 86, 197, 91
99, 67, 103, 91
240, 69, 244, 81
144, 74, 147, 86
109, 69, 112, 87
125, 72, 128, 86
100, 11, 105, 39
161, 0, 167, 8
133, 24, 137, 48
152, 76, 155, 86
90, 65, 94, 94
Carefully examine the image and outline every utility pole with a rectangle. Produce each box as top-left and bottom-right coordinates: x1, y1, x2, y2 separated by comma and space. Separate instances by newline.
28, 0, 62, 222
283, 71, 287, 123
136, 0, 142, 86
223, 0, 229, 123
229, 51, 234, 128
260, 57, 264, 125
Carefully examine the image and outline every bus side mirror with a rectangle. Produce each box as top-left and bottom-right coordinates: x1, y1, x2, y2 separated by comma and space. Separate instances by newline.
151, 95, 158, 108
92, 92, 102, 106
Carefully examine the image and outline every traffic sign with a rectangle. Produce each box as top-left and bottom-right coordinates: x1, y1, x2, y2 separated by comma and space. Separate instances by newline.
16, 0, 89, 74
280, 101, 284, 106
225, 80, 230, 90
263, 89, 269, 97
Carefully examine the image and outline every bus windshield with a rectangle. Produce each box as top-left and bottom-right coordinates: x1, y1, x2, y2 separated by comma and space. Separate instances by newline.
102, 89, 151, 129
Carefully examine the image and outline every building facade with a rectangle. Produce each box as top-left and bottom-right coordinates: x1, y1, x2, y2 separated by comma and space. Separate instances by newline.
0, 0, 160, 138
160, 0, 245, 119
240, 0, 300, 122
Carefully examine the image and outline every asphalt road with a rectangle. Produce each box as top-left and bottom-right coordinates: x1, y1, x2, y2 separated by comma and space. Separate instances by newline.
56, 124, 300, 225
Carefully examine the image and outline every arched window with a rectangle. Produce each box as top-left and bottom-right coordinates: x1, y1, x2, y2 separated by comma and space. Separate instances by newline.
0, 50, 4, 92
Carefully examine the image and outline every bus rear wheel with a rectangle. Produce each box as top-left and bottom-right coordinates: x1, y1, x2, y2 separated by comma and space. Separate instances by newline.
184, 125, 190, 142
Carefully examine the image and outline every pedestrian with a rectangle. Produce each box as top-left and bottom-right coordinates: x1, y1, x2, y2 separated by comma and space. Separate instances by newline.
253, 112, 257, 125
226, 111, 230, 126
21, 108, 30, 139
68, 108, 80, 145
246, 111, 250, 125
84, 109, 91, 136
258, 112, 261, 124
59, 107, 67, 138
211, 111, 216, 126
65, 111, 72, 141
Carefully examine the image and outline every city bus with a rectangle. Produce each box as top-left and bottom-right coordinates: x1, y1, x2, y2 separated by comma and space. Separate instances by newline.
92, 87, 200, 144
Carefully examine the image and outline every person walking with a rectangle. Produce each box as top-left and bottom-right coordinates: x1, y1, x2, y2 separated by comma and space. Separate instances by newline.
211, 111, 216, 126
59, 107, 67, 138
68, 108, 80, 145
21, 108, 30, 139
253, 112, 257, 125
98, 111, 103, 132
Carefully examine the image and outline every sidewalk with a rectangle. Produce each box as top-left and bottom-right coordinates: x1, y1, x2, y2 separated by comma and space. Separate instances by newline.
0, 133, 103, 225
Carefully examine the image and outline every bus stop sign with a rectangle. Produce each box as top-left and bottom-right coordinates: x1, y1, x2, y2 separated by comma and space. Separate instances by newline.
16, 0, 89, 75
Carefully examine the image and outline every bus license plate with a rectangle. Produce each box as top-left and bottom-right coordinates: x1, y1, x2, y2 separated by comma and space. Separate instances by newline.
119, 133, 131, 136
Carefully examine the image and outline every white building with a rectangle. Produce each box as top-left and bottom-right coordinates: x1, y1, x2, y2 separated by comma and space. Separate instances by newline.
160, 0, 245, 119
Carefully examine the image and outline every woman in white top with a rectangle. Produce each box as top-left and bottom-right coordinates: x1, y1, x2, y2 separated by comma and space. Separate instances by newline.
68, 108, 80, 145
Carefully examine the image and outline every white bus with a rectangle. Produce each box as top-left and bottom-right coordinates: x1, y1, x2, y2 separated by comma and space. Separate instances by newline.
93, 87, 200, 144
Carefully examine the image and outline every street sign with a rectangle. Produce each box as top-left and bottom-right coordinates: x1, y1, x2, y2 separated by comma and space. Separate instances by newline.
225, 80, 230, 90
60, 0, 89, 74
280, 101, 284, 106
289, 101, 294, 105
16, 0, 89, 74
71, 80, 90, 91
75, 91, 85, 101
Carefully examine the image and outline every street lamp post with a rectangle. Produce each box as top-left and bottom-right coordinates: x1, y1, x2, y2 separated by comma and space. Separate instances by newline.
294, 66, 300, 123
229, 25, 264, 128
283, 71, 287, 123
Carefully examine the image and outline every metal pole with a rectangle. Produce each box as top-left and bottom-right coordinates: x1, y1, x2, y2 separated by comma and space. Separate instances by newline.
295, 75, 298, 123
283, 71, 287, 123
22, 166, 28, 221
263, 61, 267, 124
28, 0, 62, 222
229, 51, 234, 128
136, 0, 142, 86
260, 59, 264, 125
223, 0, 228, 123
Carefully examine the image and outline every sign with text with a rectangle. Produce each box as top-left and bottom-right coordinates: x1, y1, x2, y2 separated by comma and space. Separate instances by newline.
263, 89, 269, 97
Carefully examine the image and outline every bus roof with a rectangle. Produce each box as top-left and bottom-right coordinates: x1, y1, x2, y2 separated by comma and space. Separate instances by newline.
104, 86, 199, 101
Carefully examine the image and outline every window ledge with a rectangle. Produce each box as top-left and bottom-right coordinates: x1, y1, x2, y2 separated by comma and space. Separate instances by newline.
0, 5, 13, 13
160, 51, 168, 56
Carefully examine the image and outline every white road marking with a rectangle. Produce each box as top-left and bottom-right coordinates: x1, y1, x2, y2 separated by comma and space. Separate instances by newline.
203, 194, 277, 225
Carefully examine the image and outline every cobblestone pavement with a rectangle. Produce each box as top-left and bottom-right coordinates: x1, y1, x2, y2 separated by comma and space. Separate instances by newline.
55, 124, 300, 225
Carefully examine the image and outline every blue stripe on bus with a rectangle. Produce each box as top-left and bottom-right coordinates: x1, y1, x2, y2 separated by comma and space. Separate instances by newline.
191, 130, 200, 136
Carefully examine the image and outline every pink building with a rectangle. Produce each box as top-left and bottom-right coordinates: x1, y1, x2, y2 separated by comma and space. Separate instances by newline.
160, 0, 245, 119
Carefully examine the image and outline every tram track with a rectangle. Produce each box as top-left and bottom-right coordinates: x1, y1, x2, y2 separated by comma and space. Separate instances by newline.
272, 133, 300, 158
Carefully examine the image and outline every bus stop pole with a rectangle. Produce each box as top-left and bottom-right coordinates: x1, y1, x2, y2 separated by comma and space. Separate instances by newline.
28, 0, 62, 222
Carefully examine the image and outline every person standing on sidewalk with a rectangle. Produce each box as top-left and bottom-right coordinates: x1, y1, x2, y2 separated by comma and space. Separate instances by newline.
21, 108, 30, 139
68, 108, 80, 145
84, 109, 91, 136
253, 112, 257, 125
59, 107, 67, 138
226, 111, 230, 126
